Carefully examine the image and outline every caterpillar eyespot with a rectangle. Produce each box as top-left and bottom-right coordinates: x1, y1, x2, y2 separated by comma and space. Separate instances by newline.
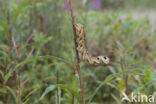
104, 56, 107, 59
74, 23, 110, 66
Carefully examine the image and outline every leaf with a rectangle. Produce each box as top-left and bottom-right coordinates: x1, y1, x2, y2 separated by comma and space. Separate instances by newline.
111, 94, 121, 104
40, 84, 80, 102
24, 98, 30, 104
0, 21, 9, 33
4, 69, 14, 85
71, 75, 79, 91
6, 86, 17, 104
14, 56, 72, 70
40, 85, 55, 100
57, 84, 80, 102
144, 69, 150, 81
0, 88, 7, 94
88, 71, 138, 103
24, 88, 38, 101
0, 70, 4, 79
113, 22, 121, 30
4, 56, 72, 85
13, 0, 31, 25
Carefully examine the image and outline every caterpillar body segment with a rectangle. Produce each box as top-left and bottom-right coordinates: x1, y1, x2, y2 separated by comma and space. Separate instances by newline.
74, 23, 109, 65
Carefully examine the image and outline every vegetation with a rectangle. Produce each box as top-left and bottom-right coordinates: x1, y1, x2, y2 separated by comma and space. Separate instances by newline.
0, 0, 156, 104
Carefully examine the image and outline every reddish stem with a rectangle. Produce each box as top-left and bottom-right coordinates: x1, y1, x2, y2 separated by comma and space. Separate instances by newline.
12, 37, 18, 55
72, 94, 75, 104
68, 0, 85, 104
7, 12, 17, 87
57, 70, 59, 104
19, 34, 33, 52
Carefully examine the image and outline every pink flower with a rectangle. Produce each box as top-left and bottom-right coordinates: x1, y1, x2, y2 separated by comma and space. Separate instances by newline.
92, 0, 101, 9
44, 18, 49, 23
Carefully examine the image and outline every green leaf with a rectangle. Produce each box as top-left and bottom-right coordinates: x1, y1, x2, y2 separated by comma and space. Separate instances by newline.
23, 88, 38, 102
14, 56, 72, 70
88, 71, 138, 103
0, 88, 7, 94
0, 21, 9, 34
72, 75, 79, 91
13, 0, 31, 25
4, 69, 13, 85
24, 98, 30, 104
6, 86, 17, 104
4, 56, 72, 85
40, 85, 55, 100
144, 69, 150, 81
56, 84, 80, 102
111, 94, 121, 104
0, 70, 4, 79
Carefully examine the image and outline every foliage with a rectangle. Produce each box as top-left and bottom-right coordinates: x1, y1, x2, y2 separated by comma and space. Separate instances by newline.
0, 0, 156, 104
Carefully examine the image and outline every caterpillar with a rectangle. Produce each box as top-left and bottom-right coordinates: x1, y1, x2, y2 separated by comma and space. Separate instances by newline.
74, 23, 110, 65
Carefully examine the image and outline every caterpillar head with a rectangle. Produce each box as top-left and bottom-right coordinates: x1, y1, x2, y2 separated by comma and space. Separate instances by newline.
74, 23, 84, 34
96, 56, 110, 65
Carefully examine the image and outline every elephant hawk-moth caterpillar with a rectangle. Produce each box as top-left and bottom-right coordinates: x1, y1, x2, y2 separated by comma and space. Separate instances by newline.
74, 23, 110, 65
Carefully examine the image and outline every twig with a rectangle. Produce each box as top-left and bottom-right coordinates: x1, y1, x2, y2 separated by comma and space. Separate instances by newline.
120, 53, 128, 104
57, 70, 59, 104
7, 12, 12, 51
7, 12, 17, 88
72, 94, 75, 104
68, 0, 85, 104
19, 33, 33, 52
72, 67, 76, 104
11, 37, 19, 55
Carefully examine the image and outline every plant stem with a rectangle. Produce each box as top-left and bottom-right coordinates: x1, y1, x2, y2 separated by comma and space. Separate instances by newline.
7, 12, 17, 88
72, 94, 75, 104
72, 67, 76, 104
68, 0, 85, 104
57, 70, 59, 104
120, 55, 128, 104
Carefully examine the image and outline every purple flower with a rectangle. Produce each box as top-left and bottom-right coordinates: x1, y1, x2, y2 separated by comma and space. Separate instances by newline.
44, 18, 49, 23
64, 0, 69, 9
92, 0, 101, 9
18, 0, 21, 5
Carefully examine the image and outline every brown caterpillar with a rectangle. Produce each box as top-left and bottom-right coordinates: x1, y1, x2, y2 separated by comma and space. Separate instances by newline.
74, 23, 110, 65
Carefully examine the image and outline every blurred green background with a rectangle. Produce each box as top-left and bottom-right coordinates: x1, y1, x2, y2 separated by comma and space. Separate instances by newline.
0, 0, 156, 104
